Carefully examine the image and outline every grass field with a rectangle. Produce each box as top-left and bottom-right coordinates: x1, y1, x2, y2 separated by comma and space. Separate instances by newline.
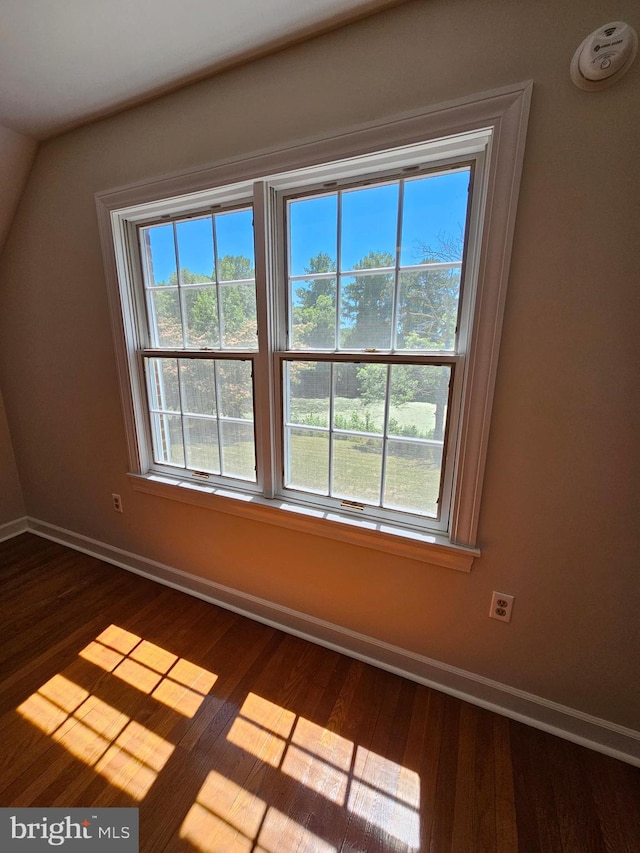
286, 430, 441, 516
288, 396, 439, 437
156, 396, 444, 516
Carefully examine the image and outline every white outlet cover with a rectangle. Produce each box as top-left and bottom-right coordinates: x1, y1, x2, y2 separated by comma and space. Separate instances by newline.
490, 591, 514, 622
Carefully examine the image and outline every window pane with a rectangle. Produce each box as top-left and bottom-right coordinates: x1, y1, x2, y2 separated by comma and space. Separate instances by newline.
184, 416, 220, 473
216, 361, 253, 420
285, 428, 329, 494
340, 183, 398, 272
288, 195, 337, 278
184, 286, 219, 348
180, 359, 216, 415
146, 358, 180, 412
339, 272, 394, 350
385, 363, 449, 516
334, 363, 385, 434
150, 413, 184, 467
286, 362, 331, 428
176, 217, 214, 283
400, 171, 469, 267
141, 223, 177, 286
215, 209, 255, 281
289, 277, 337, 349
384, 440, 442, 517
332, 434, 383, 504
388, 364, 449, 441
150, 289, 182, 347
282, 361, 449, 516
220, 283, 257, 349
396, 268, 460, 351
219, 421, 255, 481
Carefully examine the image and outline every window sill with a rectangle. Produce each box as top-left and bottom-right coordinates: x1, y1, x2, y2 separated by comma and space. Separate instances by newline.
127, 473, 480, 572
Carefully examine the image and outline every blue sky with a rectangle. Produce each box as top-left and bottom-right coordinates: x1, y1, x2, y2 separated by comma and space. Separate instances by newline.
145, 169, 470, 284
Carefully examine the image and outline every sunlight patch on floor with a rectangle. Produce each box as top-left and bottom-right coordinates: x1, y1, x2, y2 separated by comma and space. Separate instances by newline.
227, 693, 296, 768
281, 716, 354, 805
79, 624, 217, 717
18, 676, 173, 799
16, 623, 218, 801
181, 690, 421, 851
181, 773, 336, 853
16, 625, 420, 849
181, 769, 267, 851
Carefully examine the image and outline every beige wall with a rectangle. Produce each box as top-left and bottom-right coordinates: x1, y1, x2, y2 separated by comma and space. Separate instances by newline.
0, 123, 34, 525
0, 124, 37, 253
0, 0, 638, 729
0, 386, 24, 525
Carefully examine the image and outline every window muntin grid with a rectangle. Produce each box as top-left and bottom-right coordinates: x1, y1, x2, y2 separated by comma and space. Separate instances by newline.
139, 207, 258, 352
145, 357, 257, 483
282, 360, 451, 520
286, 168, 470, 354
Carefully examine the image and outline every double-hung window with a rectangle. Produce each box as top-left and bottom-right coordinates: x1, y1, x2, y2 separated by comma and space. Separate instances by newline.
98, 84, 531, 569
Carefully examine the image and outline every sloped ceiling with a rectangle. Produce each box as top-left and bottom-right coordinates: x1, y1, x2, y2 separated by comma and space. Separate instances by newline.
0, 0, 403, 140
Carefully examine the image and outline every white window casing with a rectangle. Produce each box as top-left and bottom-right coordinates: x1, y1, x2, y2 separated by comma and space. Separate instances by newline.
96, 82, 532, 572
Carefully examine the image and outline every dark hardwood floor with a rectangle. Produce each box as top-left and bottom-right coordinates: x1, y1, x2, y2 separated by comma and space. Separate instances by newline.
0, 533, 638, 852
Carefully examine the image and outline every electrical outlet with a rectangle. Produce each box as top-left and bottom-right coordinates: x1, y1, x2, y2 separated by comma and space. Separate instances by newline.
112, 493, 123, 513
490, 591, 514, 622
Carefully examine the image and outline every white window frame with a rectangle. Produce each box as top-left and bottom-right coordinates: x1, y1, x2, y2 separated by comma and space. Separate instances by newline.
267, 160, 474, 535
96, 82, 532, 572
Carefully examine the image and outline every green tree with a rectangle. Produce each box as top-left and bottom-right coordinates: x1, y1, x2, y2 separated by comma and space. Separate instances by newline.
401, 232, 463, 439
291, 252, 337, 348
399, 231, 463, 351
169, 269, 211, 285
169, 257, 257, 348
340, 251, 394, 349
170, 269, 217, 345
218, 255, 256, 348
218, 255, 254, 281
357, 363, 419, 408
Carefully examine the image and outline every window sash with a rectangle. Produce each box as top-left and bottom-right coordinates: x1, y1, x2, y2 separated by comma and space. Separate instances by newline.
273, 352, 458, 531
140, 353, 260, 488
279, 357, 454, 523
138, 204, 258, 353
279, 164, 473, 357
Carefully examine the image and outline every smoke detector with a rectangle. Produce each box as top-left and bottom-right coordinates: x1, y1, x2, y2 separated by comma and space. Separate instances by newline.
571, 21, 638, 90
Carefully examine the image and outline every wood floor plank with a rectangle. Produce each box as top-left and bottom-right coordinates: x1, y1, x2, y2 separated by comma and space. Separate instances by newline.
512, 720, 565, 852
407, 686, 444, 852
473, 707, 498, 852
581, 747, 640, 853
1, 533, 639, 853
493, 714, 518, 853
428, 692, 460, 852
548, 737, 605, 853
450, 701, 477, 852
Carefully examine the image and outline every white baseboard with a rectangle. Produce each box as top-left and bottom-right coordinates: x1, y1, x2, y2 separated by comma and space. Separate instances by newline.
25, 516, 640, 767
0, 516, 28, 543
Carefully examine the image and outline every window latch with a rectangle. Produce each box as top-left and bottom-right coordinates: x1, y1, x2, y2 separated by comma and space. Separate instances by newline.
340, 500, 365, 511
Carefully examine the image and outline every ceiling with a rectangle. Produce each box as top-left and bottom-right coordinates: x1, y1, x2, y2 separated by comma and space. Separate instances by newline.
0, 0, 402, 140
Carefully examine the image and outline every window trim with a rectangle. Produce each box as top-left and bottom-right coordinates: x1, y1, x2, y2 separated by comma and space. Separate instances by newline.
96, 81, 532, 571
